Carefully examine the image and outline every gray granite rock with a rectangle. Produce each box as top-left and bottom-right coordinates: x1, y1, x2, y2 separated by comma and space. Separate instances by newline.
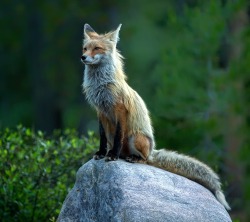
57, 159, 231, 222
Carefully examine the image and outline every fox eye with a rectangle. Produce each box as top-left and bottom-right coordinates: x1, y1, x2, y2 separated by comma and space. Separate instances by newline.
94, 47, 101, 50
83, 47, 87, 51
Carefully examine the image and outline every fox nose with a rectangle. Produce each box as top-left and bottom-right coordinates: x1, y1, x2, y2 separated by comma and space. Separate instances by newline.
81, 55, 86, 61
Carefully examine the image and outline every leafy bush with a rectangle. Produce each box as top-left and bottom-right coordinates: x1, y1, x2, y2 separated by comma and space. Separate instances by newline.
0, 125, 98, 221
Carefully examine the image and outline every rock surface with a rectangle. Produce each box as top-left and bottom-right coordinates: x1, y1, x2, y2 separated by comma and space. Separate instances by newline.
57, 159, 231, 222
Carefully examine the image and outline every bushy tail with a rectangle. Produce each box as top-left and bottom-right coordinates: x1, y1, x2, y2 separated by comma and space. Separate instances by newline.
147, 149, 231, 210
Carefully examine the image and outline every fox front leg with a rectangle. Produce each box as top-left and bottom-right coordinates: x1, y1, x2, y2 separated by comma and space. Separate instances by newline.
93, 120, 107, 160
106, 122, 123, 161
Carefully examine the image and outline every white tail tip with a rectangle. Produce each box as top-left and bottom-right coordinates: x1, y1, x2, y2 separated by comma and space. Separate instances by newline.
215, 190, 231, 210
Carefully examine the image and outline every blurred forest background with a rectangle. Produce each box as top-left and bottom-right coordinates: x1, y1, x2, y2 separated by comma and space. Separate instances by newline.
1, 0, 250, 221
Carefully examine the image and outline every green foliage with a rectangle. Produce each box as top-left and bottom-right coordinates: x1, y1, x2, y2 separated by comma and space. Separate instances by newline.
149, 1, 229, 156
0, 125, 98, 221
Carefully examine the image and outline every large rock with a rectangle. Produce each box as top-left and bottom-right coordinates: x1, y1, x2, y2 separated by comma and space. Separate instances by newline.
57, 159, 231, 222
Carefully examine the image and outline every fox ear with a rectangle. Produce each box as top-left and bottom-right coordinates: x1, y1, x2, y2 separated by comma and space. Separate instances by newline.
107, 24, 122, 43
84, 24, 97, 39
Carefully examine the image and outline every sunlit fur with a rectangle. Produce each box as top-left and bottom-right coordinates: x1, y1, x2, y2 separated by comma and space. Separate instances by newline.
81, 24, 230, 210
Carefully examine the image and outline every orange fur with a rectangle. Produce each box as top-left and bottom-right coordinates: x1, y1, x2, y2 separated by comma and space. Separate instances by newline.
133, 134, 150, 160
99, 102, 129, 153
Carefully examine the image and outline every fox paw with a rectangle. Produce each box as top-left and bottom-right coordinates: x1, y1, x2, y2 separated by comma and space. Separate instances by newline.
125, 155, 145, 163
93, 151, 106, 160
105, 150, 119, 161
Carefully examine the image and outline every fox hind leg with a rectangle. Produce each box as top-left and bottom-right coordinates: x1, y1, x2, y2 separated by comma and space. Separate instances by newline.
126, 134, 151, 163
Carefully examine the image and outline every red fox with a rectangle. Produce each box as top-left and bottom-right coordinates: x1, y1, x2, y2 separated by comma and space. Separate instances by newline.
81, 24, 230, 210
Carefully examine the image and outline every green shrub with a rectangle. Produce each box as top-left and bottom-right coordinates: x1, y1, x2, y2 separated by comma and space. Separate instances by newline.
0, 125, 98, 221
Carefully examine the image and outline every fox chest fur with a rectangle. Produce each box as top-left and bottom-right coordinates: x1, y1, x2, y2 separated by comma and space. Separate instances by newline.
83, 64, 120, 117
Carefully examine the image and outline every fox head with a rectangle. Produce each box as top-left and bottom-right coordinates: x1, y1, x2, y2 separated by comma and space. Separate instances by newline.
81, 24, 122, 65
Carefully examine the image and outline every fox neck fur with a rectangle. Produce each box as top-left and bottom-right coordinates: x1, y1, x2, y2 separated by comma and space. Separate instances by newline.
83, 51, 127, 116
